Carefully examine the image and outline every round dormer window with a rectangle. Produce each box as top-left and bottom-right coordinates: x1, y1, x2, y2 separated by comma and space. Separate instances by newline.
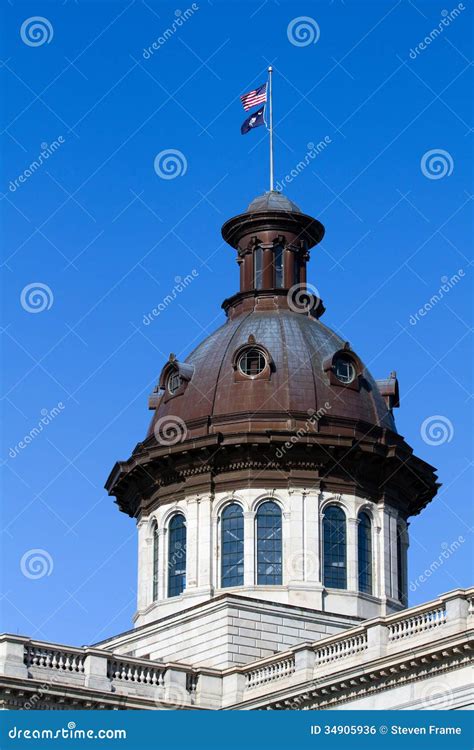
167, 371, 182, 394
238, 348, 267, 378
334, 355, 356, 384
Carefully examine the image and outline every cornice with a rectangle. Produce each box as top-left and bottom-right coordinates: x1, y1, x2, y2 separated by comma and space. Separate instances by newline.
233, 632, 474, 711
106, 427, 438, 519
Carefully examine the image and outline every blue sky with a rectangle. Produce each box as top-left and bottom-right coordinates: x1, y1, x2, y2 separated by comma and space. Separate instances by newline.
1, 0, 472, 646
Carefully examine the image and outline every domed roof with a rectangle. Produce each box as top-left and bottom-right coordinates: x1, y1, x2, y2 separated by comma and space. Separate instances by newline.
147, 309, 396, 440
246, 191, 302, 214
107, 193, 438, 520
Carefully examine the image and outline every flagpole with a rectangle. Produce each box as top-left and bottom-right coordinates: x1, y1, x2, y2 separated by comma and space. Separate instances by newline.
268, 66, 274, 192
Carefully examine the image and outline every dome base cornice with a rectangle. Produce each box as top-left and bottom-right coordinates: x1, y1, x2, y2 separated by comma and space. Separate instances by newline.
105, 422, 438, 520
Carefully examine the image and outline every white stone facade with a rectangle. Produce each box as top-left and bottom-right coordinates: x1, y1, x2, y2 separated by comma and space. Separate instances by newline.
98, 595, 362, 668
0, 588, 472, 710
135, 489, 407, 629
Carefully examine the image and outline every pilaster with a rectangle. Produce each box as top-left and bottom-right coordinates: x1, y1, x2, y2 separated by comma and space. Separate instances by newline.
186, 497, 199, 590
347, 515, 358, 592
243, 511, 255, 586
197, 495, 212, 590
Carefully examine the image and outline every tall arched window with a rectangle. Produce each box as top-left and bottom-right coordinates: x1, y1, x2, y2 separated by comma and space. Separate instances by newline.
168, 514, 186, 598
254, 246, 263, 290
274, 243, 284, 288
357, 511, 372, 595
397, 525, 406, 603
152, 521, 159, 602
323, 505, 347, 589
256, 501, 282, 585
221, 504, 244, 588
293, 253, 300, 286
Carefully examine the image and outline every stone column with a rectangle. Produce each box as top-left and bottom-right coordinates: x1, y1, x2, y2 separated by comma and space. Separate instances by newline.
318, 510, 325, 586
380, 505, 397, 602
374, 522, 382, 599
197, 495, 213, 592
399, 519, 409, 605
347, 516, 358, 592
282, 509, 291, 585
186, 497, 199, 590
287, 491, 303, 585
159, 526, 167, 600
244, 511, 255, 586
303, 492, 321, 583
136, 518, 150, 610
389, 511, 398, 600
212, 510, 220, 589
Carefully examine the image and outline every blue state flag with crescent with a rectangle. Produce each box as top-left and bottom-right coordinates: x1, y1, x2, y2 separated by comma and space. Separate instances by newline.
241, 105, 265, 135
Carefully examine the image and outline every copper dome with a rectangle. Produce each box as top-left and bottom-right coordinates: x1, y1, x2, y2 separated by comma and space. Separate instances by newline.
147, 309, 396, 441
106, 193, 438, 519
246, 190, 302, 214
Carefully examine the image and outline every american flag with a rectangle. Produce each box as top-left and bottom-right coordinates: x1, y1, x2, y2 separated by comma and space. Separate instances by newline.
240, 83, 267, 111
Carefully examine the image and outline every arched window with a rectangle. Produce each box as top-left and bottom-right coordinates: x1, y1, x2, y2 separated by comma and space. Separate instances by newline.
168, 514, 186, 598
274, 243, 284, 288
253, 246, 263, 290
293, 253, 300, 286
357, 511, 372, 595
323, 505, 347, 589
397, 525, 406, 603
152, 521, 159, 602
221, 504, 244, 588
256, 501, 282, 585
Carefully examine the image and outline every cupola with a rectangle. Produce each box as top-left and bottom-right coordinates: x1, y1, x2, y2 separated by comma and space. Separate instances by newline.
221, 190, 325, 318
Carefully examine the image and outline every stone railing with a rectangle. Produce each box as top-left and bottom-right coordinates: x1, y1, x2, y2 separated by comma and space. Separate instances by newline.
387, 604, 447, 642
245, 655, 295, 689
314, 631, 367, 666
107, 658, 166, 687
0, 637, 207, 707
0, 587, 472, 710
230, 588, 473, 705
24, 643, 85, 674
